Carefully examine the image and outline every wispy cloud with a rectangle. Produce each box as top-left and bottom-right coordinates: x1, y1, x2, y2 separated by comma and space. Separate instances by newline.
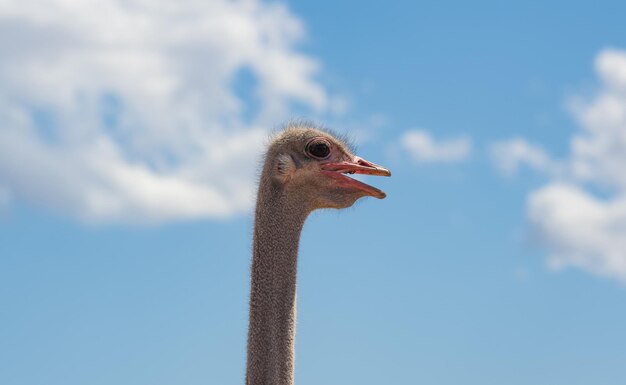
0, 0, 335, 223
494, 48, 626, 283
400, 129, 472, 163
490, 138, 559, 176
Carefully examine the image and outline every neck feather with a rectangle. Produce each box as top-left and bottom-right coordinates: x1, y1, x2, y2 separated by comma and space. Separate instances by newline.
246, 180, 309, 385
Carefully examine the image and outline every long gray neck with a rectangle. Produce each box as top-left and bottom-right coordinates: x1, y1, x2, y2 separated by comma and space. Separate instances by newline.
246, 181, 309, 385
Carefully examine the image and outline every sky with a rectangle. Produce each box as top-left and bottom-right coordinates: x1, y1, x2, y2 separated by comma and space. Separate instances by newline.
1, 1, 626, 384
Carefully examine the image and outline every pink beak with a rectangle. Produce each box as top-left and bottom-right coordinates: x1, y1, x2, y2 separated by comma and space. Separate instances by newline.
321, 157, 391, 176
320, 156, 391, 199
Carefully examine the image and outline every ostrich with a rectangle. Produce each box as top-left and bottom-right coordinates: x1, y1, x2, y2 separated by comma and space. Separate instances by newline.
246, 123, 391, 385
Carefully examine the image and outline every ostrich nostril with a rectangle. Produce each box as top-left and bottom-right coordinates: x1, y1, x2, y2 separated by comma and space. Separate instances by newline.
355, 157, 374, 167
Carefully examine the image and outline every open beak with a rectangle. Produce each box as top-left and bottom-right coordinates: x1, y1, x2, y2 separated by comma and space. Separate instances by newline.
320, 156, 391, 199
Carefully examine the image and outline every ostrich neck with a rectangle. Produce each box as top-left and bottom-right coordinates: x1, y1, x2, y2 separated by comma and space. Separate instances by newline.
246, 183, 310, 385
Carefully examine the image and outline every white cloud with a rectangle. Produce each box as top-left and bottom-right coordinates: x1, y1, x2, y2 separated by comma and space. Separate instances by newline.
529, 184, 626, 281
596, 48, 626, 90
499, 48, 626, 283
0, 0, 334, 223
401, 129, 472, 163
490, 138, 558, 176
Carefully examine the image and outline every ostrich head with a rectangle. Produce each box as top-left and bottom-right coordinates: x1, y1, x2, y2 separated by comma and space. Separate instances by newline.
262, 125, 391, 211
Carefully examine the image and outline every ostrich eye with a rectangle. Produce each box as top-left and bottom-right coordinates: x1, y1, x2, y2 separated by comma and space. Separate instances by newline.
306, 139, 331, 159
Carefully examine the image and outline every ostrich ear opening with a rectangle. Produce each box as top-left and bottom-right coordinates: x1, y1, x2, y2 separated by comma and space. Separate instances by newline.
274, 153, 297, 182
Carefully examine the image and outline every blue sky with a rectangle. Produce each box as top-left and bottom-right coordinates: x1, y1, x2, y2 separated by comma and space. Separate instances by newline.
2, 1, 626, 384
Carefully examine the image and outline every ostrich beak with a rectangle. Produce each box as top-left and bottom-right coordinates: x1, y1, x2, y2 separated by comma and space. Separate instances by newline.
320, 156, 391, 199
